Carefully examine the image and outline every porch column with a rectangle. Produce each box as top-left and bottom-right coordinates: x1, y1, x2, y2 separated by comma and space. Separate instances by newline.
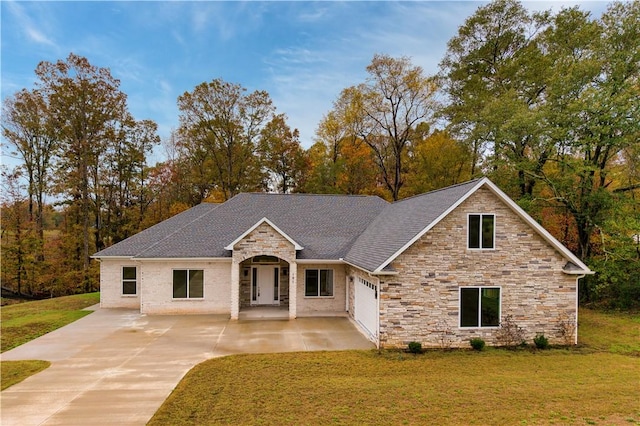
230, 259, 240, 320
289, 260, 297, 319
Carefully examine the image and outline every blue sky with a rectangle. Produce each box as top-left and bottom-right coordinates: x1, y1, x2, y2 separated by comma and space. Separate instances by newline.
2, 1, 609, 164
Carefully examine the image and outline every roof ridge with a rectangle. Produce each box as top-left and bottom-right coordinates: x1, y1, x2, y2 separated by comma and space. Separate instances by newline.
391, 178, 483, 204
132, 203, 221, 258
236, 192, 383, 199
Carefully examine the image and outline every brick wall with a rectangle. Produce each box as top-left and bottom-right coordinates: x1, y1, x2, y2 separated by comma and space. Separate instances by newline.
380, 187, 578, 348
140, 260, 232, 315
99, 259, 141, 309
296, 263, 347, 315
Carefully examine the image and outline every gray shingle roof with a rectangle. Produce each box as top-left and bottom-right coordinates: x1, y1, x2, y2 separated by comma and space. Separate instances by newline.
92, 203, 220, 257
94, 193, 389, 260
344, 179, 482, 272
93, 178, 593, 275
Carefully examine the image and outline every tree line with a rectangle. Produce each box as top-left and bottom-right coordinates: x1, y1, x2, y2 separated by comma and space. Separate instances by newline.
2, 0, 638, 308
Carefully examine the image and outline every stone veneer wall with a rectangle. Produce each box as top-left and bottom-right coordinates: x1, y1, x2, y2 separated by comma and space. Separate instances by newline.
379, 187, 579, 348
232, 222, 297, 264
231, 222, 297, 317
239, 258, 290, 307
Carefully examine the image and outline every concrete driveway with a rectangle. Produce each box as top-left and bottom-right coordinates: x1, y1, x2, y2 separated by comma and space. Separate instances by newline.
1, 307, 374, 426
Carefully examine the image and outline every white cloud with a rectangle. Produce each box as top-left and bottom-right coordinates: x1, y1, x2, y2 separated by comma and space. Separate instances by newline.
5, 0, 58, 48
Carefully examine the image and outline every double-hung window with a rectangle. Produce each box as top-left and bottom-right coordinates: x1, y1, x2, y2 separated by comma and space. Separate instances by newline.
305, 269, 333, 297
173, 269, 204, 299
468, 214, 495, 249
460, 287, 500, 327
122, 266, 137, 296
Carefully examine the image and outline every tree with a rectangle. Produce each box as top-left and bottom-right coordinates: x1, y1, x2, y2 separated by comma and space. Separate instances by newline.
35, 53, 129, 291
334, 55, 438, 200
99, 118, 158, 246
537, 2, 640, 260
258, 114, 308, 193
177, 79, 275, 201
405, 130, 472, 195
2, 89, 56, 261
0, 169, 32, 295
439, 0, 552, 197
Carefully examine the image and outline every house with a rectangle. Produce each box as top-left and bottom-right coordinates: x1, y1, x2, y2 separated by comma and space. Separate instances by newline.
92, 178, 593, 348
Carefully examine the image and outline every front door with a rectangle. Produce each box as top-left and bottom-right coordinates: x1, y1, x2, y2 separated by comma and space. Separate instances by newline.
252, 266, 279, 305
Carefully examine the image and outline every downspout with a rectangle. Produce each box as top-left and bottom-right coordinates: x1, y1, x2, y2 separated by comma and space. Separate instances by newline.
377, 277, 381, 350
345, 273, 349, 312
95, 259, 102, 308
137, 259, 143, 314
575, 274, 585, 345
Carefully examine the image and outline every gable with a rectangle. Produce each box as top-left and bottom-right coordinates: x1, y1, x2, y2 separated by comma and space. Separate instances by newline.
345, 178, 591, 275
225, 218, 303, 251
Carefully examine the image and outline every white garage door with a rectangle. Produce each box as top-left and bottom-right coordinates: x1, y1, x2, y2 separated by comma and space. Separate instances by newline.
355, 277, 378, 340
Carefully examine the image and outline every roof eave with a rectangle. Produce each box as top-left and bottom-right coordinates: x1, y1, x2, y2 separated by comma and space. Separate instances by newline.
373, 178, 487, 273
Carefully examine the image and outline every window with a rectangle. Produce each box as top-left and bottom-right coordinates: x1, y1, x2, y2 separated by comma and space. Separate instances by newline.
173, 269, 204, 299
305, 269, 333, 297
468, 214, 495, 249
122, 266, 137, 295
460, 287, 500, 327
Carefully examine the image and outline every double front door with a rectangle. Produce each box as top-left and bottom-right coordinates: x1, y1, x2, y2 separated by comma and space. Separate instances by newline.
251, 265, 280, 305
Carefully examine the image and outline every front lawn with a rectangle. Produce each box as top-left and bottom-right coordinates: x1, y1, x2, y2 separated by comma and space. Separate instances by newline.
150, 309, 640, 426
1, 292, 100, 391
1, 361, 50, 391
1, 292, 100, 353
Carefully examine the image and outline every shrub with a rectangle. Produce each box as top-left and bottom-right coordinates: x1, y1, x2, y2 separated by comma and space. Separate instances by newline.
558, 314, 577, 346
469, 338, 485, 351
434, 319, 453, 349
407, 341, 422, 354
533, 334, 550, 349
495, 315, 525, 349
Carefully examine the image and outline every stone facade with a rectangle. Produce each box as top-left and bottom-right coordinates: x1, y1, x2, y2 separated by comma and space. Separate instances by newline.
230, 221, 298, 318
239, 258, 290, 308
379, 187, 578, 348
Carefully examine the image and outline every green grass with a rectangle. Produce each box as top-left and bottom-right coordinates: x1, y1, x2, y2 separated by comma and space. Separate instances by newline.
1, 292, 100, 353
150, 309, 640, 426
578, 309, 640, 355
1, 293, 99, 391
1, 360, 50, 390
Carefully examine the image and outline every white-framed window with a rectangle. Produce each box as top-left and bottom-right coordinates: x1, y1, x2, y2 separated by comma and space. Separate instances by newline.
305, 269, 334, 297
122, 266, 137, 296
459, 287, 501, 328
172, 269, 204, 299
468, 213, 495, 249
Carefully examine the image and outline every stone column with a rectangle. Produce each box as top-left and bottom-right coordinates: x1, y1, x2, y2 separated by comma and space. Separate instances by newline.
289, 260, 297, 319
230, 259, 240, 320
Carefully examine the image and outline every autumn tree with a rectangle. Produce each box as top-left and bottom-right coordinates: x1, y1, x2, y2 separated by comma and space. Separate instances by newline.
34, 53, 134, 291
258, 114, 308, 193
0, 169, 32, 295
177, 79, 275, 201
2, 89, 56, 261
99, 118, 158, 246
405, 130, 472, 195
329, 55, 438, 201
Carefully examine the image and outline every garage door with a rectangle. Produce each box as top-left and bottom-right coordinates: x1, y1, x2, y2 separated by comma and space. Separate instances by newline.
355, 277, 378, 340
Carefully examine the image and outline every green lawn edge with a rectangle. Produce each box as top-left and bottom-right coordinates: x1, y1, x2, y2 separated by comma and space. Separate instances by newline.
149, 309, 640, 426
1, 292, 100, 391
1, 360, 51, 391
